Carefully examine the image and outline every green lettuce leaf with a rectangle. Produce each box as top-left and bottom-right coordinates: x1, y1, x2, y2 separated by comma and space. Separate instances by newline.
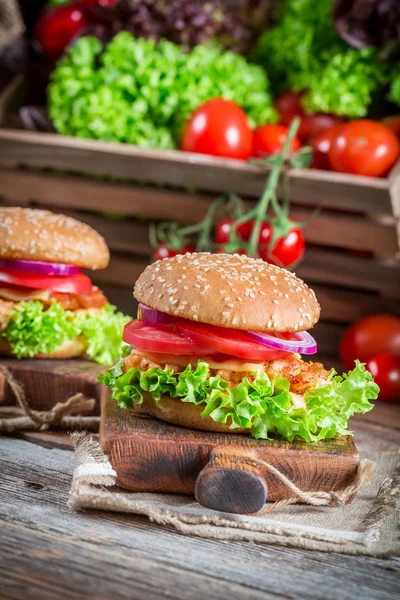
0, 300, 130, 364
99, 359, 379, 442
49, 33, 276, 149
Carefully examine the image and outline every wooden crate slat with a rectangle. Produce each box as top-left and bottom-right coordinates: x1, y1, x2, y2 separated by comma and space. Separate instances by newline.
312, 284, 400, 323
297, 249, 400, 297
0, 167, 211, 224
1, 168, 399, 257
0, 129, 394, 215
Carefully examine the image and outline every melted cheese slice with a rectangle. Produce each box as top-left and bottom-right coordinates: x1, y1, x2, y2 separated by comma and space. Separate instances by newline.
0, 287, 51, 302
135, 349, 266, 372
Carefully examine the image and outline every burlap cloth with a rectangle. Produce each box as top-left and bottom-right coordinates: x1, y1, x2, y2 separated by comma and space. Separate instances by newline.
69, 432, 400, 556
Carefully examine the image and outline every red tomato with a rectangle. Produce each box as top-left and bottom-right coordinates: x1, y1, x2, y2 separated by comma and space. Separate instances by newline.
153, 243, 195, 261
181, 98, 253, 160
274, 91, 305, 126
340, 314, 400, 371
366, 353, 400, 403
123, 321, 213, 355
176, 322, 289, 361
381, 116, 400, 140
215, 219, 233, 244
237, 220, 272, 246
33, 1, 90, 61
310, 125, 343, 170
153, 244, 177, 261
297, 113, 344, 143
253, 124, 301, 157
0, 269, 93, 293
329, 120, 400, 177
259, 227, 305, 268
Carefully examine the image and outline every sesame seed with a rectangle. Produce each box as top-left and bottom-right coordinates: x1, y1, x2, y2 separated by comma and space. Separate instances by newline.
273, 300, 279, 304
222, 311, 230, 317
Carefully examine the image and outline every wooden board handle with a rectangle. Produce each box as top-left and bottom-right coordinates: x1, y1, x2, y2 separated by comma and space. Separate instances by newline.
195, 448, 268, 514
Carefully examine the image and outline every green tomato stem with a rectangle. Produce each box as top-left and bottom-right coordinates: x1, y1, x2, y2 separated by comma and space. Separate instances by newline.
247, 118, 300, 257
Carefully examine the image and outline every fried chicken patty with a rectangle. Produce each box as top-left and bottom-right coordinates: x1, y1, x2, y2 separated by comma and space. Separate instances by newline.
0, 289, 108, 331
123, 349, 330, 396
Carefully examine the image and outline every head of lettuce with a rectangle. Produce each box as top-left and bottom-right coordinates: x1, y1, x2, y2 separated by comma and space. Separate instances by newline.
0, 207, 130, 364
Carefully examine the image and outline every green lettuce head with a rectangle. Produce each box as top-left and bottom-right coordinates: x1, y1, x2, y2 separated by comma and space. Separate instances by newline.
99, 357, 379, 442
0, 300, 130, 365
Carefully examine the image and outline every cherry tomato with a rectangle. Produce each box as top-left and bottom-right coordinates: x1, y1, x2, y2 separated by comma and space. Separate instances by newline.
381, 116, 400, 140
153, 244, 177, 261
237, 220, 272, 246
252, 124, 301, 157
215, 219, 234, 244
176, 322, 289, 361
259, 227, 305, 268
329, 120, 400, 177
181, 98, 253, 160
153, 243, 195, 261
366, 353, 400, 403
340, 314, 400, 371
33, 1, 90, 61
0, 269, 93, 294
123, 321, 213, 355
274, 91, 305, 126
310, 125, 343, 170
297, 113, 344, 143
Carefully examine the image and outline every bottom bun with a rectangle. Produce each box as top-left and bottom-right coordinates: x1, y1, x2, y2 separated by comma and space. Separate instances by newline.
133, 391, 248, 435
0, 336, 88, 359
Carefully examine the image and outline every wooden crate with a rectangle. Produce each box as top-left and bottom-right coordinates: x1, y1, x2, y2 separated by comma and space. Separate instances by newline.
0, 78, 399, 369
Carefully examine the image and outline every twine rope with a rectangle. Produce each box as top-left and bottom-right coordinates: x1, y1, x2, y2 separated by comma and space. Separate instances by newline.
0, 365, 98, 432
232, 456, 375, 513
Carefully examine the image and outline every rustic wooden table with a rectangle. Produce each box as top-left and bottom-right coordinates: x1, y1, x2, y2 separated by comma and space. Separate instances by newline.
1, 402, 399, 600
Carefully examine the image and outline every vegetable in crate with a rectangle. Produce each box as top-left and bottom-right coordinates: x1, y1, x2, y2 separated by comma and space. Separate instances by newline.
253, 0, 392, 118
48, 32, 276, 149
0, 207, 130, 364
99, 252, 379, 442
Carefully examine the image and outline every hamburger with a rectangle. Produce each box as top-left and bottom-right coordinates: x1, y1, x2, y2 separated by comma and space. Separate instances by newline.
100, 252, 379, 441
0, 207, 130, 363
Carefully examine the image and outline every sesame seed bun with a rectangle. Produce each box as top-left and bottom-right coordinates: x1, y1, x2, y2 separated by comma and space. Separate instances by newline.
134, 253, 320, 332
0, 207, 109, 270
0, 336, 87, 359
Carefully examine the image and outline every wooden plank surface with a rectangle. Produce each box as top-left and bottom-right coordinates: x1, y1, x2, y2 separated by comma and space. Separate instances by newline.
0, 130, 394, 215
0, 400, 399, 600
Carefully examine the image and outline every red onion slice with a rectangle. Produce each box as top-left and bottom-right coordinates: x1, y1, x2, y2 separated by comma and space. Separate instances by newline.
243, 330, 317, 355
138, 303, 182, 325
0, 258, 81, 276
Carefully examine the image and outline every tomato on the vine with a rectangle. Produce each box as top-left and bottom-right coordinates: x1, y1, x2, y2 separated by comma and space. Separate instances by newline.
236, 220, 272, 246
310, 125, 343, 170
215, 219, 233, 244
366, 353, 400, 403
258, 226, 305, 268
153, 243, 195, 261
329, 120, 400, 177
340, 314, 400, 370
181, 98, 253, 160
252, 124, 301, 157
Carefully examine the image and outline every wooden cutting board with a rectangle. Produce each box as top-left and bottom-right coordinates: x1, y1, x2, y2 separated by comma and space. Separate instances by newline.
100, 395, 360, 514
0, 358, 107, 414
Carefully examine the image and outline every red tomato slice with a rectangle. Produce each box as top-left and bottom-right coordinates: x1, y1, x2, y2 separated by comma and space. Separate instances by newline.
176, 322, 289, 361
0, 269, 93, 294
123, 321, 214, 356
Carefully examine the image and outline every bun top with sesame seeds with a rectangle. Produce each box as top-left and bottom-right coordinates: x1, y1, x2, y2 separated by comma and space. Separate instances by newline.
0, 207, 109, 270
134, 253, 320, 332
